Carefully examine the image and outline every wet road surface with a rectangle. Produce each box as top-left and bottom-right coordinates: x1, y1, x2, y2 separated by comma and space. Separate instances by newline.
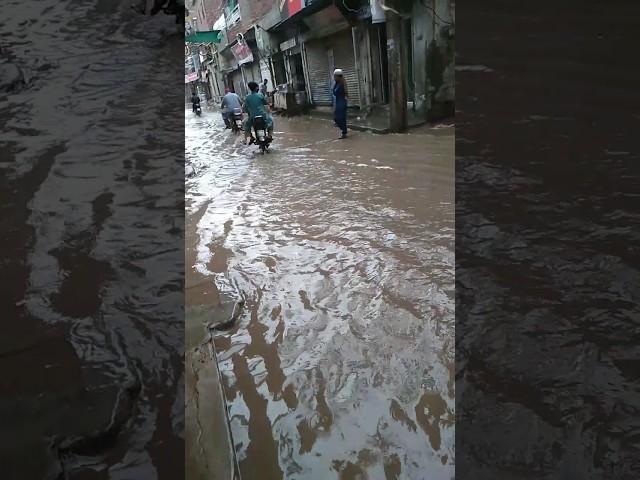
1, 1, 184, 478
186, 107, 454, 479
456, 3, 640, 479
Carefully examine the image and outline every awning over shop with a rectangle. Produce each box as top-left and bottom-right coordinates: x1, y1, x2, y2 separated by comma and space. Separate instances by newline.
185, 31, 222, 44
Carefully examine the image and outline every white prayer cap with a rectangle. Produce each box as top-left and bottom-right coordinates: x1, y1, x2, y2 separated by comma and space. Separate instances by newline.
333, 68, 343, 76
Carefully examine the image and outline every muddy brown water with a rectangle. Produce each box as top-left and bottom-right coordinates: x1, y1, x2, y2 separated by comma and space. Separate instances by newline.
1, 2, 184, 478
186, 109, 454, 479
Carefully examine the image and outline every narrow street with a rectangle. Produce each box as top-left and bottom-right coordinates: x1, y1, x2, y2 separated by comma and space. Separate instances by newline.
186, 107, 454, 479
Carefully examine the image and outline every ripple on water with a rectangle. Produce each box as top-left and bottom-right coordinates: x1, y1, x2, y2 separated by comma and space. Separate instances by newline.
2, 0, 185, 477
187, 113, 454, 479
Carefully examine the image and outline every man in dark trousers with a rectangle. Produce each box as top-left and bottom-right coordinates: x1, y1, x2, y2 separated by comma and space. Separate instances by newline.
190, 91, 200, 113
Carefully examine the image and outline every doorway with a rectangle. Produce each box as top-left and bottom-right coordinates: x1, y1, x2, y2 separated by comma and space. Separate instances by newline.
290, 53, 306, 92
272, 55, 288, 87
370, 24, 389, 105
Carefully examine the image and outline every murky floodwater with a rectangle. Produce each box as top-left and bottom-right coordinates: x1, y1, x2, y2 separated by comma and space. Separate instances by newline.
186, 107, 454, 479
1, 1, 183, 478
455, 4, 640, 479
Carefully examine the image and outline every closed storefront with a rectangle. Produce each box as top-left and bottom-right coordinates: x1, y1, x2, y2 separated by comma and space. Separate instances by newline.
304, 39, 332, 106
327, 29, 360, 107
303, 28, 360, 107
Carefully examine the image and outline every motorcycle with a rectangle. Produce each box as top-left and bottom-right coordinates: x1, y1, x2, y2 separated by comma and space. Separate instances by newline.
194, 104, 202, 116
253, 115, 271, 154
230, 108, 243, 133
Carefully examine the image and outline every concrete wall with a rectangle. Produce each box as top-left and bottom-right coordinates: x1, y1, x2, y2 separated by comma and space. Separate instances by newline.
227, 0, 279, 39
203, 0, 225, 29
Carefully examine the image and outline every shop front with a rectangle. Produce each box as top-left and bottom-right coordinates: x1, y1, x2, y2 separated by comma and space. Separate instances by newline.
300, 4, 361, 108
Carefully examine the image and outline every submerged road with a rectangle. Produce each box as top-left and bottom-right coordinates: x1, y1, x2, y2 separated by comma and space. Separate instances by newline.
186, 106, 454, 479
1, 1, 184, 478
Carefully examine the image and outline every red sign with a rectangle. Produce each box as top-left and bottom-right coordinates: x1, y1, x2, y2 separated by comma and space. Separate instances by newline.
289, 0, 303, 16
280, 0, 303, 18
231, 42, 254, 65
185, 72, 199, 83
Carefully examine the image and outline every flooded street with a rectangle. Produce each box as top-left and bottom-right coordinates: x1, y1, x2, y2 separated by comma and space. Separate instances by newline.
1, 1, 184, 477
186, 108, 454, 479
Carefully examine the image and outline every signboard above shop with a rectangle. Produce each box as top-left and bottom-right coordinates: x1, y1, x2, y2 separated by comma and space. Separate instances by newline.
231, 41, 254, 65
185, 72, 199, 84
280, 0, 304, 19
184, 31, 222, 43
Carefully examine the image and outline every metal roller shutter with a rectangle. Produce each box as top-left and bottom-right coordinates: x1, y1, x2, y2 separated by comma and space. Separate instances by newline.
329, 29, 360, 107
304, 39, 332, 106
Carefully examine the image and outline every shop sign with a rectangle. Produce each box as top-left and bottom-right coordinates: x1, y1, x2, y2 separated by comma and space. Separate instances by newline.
185, 72, 199, 83
280, 0, 304, 19
231, 42, 254, 65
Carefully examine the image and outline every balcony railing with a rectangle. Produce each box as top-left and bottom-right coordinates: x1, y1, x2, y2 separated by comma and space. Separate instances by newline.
225, 4, 240, 26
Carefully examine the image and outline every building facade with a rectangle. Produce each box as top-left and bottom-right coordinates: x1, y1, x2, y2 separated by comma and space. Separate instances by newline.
186, 0, 454, 128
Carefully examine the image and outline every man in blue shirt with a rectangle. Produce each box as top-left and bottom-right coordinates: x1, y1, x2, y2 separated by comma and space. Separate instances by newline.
220, 88, 243, 128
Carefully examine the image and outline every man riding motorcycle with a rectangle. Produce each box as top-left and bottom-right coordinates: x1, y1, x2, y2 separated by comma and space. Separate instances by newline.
220, 88, 243, 129
243, 81, 273, 145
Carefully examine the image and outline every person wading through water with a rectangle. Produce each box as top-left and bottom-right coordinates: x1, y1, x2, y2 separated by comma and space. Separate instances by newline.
332, 68, 348, 139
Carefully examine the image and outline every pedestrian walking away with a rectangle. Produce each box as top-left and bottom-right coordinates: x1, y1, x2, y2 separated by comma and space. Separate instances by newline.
332, 68, 348, 139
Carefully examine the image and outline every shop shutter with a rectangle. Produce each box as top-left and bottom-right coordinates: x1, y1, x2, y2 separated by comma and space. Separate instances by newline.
329, 29, 360, 107
304, 40, 332, 106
